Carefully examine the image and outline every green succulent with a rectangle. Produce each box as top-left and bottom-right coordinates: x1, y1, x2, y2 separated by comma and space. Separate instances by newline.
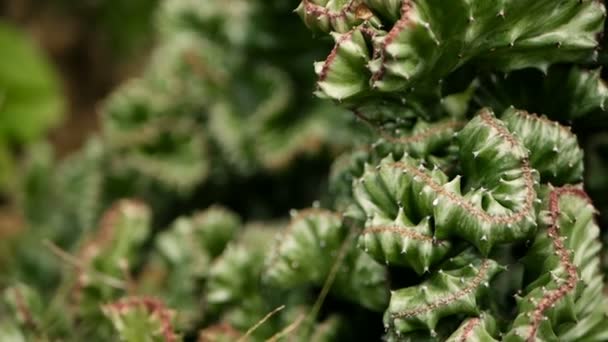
2, 0, 608, 341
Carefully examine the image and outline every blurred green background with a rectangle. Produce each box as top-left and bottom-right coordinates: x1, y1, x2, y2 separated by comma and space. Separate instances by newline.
0, 0, 160, 239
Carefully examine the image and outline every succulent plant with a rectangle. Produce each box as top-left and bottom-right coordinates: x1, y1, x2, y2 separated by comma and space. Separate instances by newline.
13, 0, 361, 248
294, 0, 608, 340
2, 0, 608, 341
298, 0, 604, 105
314, 102, 605, 340
100, 0, 359, 194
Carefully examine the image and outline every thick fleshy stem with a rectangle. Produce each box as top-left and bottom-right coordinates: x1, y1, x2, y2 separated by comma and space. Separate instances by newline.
525, 186, 588, 341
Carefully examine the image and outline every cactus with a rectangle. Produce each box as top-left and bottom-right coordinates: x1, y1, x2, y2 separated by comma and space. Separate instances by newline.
300, 0, 604, 105
322, 105, 605, 339
2, 0, 608, 341
295, 0, 607, 340
102, 296, 178, 342
99, 0, 359, 193
14, 0, 361, 248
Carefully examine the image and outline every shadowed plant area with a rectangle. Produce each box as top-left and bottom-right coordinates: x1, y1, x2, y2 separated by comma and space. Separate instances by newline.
1, 0, 608, 341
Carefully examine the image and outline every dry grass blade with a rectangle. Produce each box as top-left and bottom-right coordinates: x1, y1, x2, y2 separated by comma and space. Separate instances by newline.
43, 239, 126, 289
237, 305, 286, 342
265, 314, 305, 342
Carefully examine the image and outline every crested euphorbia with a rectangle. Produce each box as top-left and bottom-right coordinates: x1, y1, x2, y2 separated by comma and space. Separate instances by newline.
2, 1, 607, 341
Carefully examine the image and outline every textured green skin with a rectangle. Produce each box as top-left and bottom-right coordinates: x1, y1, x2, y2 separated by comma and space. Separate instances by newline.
7, 3, 364, 334
353, 108, 538, 256
204, 225, 308, 340
102, 39, 212, 191
87, 0, 360, 194
329, 118, 461, 214
263, 208, 389, 311
445, 314, 498, 342
102, 297, 177, 342
474, 66, 608, 233
206, 227, 275, 309
385, 250, 502, 334
6, 117, 607, 342
264, 209, 348, 286
501, 108, 583, 185
476, 66, 608, 124
332, 106, 605, 339
203, 223, 353, 341
504, 186, 606, 341
4, 1, 608, 341
156, 206, 241, 261
16, 141, 104, 243
300, 0, 605, 106
138, 206, 240, 329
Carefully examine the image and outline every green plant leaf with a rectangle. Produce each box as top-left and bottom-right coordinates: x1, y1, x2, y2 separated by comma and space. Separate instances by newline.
0, 21, 65, 143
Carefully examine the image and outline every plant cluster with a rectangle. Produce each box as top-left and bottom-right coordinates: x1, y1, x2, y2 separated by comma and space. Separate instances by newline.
1, 0, 608, 341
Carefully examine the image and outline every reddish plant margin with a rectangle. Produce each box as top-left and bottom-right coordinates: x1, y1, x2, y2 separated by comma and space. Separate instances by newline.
510, 109, 575, 136
301, 0, 359, 20
79, 199, 147, 261
525, 185, 589, 341
103, 296, 177, 342
362, 225, 441, 243
372, 0, 414, 84
372, 111, 535, 227
72, 199, 147, 304
385, 121, 463, 144
391, 259, 491, 319
459, 317, 482, 342
318, 29, 355, 83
